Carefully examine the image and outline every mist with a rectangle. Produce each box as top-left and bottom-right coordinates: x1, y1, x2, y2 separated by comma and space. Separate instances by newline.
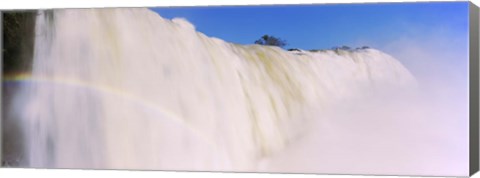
274, 21, 470, 176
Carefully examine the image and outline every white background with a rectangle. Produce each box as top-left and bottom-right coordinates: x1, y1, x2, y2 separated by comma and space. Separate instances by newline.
0, 0, 478, 178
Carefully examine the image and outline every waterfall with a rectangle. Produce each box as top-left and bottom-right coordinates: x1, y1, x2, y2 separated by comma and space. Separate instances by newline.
8, 8, 416, 171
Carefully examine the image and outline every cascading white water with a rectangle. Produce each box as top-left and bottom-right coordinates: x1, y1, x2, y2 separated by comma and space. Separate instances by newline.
13, 8, 417, 171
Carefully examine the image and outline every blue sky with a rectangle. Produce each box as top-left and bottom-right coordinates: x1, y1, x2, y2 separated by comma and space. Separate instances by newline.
151, 2, 468, 50
151, 2, 470, 89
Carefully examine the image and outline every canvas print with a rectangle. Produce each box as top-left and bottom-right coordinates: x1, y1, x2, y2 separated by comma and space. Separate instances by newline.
1, 2, 475, 176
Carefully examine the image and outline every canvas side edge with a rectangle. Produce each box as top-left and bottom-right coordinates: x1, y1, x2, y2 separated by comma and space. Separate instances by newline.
0, 11, 3, 169
469, 2, 480, 177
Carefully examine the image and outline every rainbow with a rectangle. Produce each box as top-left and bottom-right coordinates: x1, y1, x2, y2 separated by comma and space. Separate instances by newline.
3, 72, 217, 149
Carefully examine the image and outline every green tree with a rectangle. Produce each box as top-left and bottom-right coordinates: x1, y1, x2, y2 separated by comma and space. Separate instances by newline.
254, 35, 287, 48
